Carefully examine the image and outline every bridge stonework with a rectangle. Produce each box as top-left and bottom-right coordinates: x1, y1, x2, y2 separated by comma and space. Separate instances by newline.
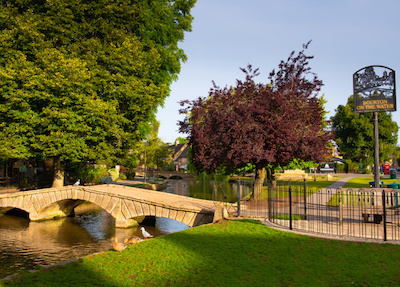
0, 185, 215, 228
136, 170, 195, 180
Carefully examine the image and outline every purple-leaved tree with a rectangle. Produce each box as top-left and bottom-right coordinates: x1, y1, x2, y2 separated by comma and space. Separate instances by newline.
179, 43, 332, 199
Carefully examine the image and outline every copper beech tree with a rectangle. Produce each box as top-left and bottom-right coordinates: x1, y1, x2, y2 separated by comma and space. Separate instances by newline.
179, 43, 332, 199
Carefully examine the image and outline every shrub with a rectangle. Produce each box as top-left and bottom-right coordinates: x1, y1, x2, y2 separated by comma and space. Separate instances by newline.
108, 168, 119, 181
125, 168, 136, 179
86, 165, 108, 184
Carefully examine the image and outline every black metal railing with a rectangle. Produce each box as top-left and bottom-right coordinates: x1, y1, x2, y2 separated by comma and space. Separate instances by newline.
267, 182, 400, 242
234, 179, 269, 218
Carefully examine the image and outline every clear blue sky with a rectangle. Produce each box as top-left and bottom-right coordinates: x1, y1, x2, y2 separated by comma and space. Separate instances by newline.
156, 0, 400, 144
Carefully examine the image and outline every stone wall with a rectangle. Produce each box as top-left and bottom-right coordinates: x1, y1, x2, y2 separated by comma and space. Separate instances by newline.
275, 169, 312, 181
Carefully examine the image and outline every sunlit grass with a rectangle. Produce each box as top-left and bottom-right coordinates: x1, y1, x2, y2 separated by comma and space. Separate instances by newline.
328, 192, 371, 207
3, 219, 400, 287
128, 180, 165, 188
270, 214, 304, 220
343, 176, 400, 189
260, 178, 341, 200
306, 178, 340, 189
327, 176, 400, 206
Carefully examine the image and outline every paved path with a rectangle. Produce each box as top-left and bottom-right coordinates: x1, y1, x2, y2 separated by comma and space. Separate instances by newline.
306, 174, 369, 204
325, 173, 369, 189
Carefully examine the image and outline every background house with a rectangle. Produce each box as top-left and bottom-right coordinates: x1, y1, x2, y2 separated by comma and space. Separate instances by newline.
169, 140, 189, 172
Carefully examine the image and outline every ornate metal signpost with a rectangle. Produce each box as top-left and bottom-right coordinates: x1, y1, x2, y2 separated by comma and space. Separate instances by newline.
353, 65, 396, 188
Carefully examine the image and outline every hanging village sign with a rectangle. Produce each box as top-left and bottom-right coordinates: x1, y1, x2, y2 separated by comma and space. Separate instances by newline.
353, 65, 396, 188
353, 65, 396, 113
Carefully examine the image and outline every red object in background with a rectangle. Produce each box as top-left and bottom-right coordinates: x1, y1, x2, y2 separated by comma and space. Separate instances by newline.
178, 164, 181, 172
384, 162, 391, 174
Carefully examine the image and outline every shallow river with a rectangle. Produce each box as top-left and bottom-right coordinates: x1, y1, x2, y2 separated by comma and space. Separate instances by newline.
0, 202, 189, 279
0, 179, 248, 279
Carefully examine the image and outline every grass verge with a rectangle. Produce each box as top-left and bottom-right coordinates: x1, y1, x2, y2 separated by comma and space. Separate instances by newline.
260, 178, 341, 200
2, 219, 400, 287
343, 176, 400, 189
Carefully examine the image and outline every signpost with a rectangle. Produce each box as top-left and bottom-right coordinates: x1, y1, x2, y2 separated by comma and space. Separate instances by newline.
353, 66, 396, 188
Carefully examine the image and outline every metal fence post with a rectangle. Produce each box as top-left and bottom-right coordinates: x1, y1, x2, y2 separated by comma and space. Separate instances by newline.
339, 190, 343, 225
383, 190, 387, 241
303, 178, 307, 220
268, 184, 272, 220
267, 185, 400, 242
237, 177, 241, 217
289, 186, 293, 230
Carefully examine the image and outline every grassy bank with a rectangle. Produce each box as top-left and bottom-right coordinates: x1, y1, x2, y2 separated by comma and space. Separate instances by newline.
2, 219, 399, 287
259, 177, 341, 199
343, 176, 400, 189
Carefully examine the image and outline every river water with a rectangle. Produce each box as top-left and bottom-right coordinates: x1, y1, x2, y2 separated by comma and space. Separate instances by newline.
0, 179, 248, 279
0, 202, 189, 279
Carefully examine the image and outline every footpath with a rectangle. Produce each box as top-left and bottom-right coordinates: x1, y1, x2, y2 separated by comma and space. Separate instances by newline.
324, 173, 372, 189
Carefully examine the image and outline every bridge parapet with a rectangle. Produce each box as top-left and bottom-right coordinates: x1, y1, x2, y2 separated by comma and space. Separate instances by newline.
136, 170, 195, 180
0, 184, 215, 228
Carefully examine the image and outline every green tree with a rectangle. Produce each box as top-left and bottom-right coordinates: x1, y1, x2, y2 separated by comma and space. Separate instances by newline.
331, 96, 398, 167
0, 0, 196, 187
135, 121, 173, 171
282, 158, 317, 171
176, 137, 188, 144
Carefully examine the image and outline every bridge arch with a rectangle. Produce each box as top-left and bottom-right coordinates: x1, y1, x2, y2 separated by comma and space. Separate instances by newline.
0, 185, 215, 228
2, 207, 30, 219
140, 171, 195, 180
169, 175, 183, 180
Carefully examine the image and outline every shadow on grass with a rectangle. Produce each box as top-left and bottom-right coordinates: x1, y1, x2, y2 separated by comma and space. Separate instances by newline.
3, 219, 400, 286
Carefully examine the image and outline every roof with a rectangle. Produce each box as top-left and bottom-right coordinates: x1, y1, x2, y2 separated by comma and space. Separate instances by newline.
325, 157, 346, 164
168, 143, 188, 160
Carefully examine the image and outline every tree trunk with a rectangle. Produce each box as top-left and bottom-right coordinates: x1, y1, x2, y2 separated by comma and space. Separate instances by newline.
266, 166, 276, 188
52, 157, 64, 188
254, 164, 266, 200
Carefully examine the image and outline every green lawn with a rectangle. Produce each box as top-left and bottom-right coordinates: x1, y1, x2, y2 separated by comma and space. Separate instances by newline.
305, 177, 341, 189
343, 176, 400, 189
326, 176, 400, 206
261, 178, 341, 199
2, 219, 399, 287
328, 192, 371, 207
276, 176, 341, 189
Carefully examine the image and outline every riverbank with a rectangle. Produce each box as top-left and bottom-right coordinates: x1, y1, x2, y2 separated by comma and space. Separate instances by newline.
0, 173, 396, 286
2, 219, 400, 286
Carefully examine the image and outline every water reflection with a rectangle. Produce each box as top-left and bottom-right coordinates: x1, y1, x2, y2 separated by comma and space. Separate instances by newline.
163, 179, 251, 202
0, 179, 243, 278
0, 202, 189, 279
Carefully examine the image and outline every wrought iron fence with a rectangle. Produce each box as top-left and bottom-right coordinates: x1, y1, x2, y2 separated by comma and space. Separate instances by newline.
234, 179, 269, 218
268, 182, 400, 242
219, 179, 400, 242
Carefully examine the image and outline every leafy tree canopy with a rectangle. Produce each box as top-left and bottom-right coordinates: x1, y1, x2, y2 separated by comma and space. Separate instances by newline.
0, 0, 196, 186
282, 158, 317, 170
175, 137, 188, 144
331, 96, 398, 166
133, 121, 173, 170
179, 42, 332, 198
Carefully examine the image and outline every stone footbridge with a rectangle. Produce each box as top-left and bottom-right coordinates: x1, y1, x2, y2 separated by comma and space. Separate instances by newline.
136, 170, 195, 180
0, 184, 216, 228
